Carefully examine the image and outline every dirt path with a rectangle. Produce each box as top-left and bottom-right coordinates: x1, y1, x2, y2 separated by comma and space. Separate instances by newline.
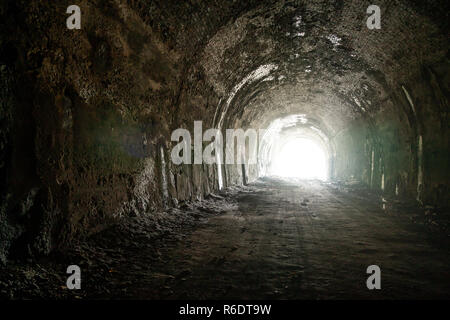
2, 177, 449, 299
115, 177, 450, 299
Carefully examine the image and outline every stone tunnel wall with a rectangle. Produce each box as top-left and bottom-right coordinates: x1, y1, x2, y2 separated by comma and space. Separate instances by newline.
0, 0, 221, 263
333, 61, 449, 207
0, 0, 448, 264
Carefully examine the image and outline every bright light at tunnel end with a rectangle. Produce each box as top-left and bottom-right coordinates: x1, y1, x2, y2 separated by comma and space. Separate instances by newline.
170, 120, 331, 183
269, 138, 328, 180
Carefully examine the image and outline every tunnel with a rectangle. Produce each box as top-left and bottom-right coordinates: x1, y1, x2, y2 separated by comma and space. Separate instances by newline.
0, 0, 449, 301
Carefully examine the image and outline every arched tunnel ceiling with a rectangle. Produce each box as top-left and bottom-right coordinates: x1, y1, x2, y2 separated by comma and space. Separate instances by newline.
1, 0, 449, 286
186, 0, 449, 135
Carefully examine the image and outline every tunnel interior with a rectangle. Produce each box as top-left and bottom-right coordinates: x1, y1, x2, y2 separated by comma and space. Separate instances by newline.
0, 0, 449, 299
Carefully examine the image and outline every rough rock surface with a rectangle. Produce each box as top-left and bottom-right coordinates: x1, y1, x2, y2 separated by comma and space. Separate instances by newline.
0, 0, 448, 267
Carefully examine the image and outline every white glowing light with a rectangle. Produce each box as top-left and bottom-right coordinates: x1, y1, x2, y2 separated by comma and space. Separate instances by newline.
270, 138, 327, 180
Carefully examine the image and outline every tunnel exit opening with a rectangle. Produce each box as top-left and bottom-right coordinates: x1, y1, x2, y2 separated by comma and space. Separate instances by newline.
257, 115, 332, 181
269, 138, 328, 180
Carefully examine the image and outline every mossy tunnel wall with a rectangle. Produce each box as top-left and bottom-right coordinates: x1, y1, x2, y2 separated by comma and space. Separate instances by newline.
0, 0, 448, 263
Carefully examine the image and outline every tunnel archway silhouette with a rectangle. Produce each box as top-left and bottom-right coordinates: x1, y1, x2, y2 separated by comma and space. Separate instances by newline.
270, 137, 328, 180
255, 115, 333, 182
